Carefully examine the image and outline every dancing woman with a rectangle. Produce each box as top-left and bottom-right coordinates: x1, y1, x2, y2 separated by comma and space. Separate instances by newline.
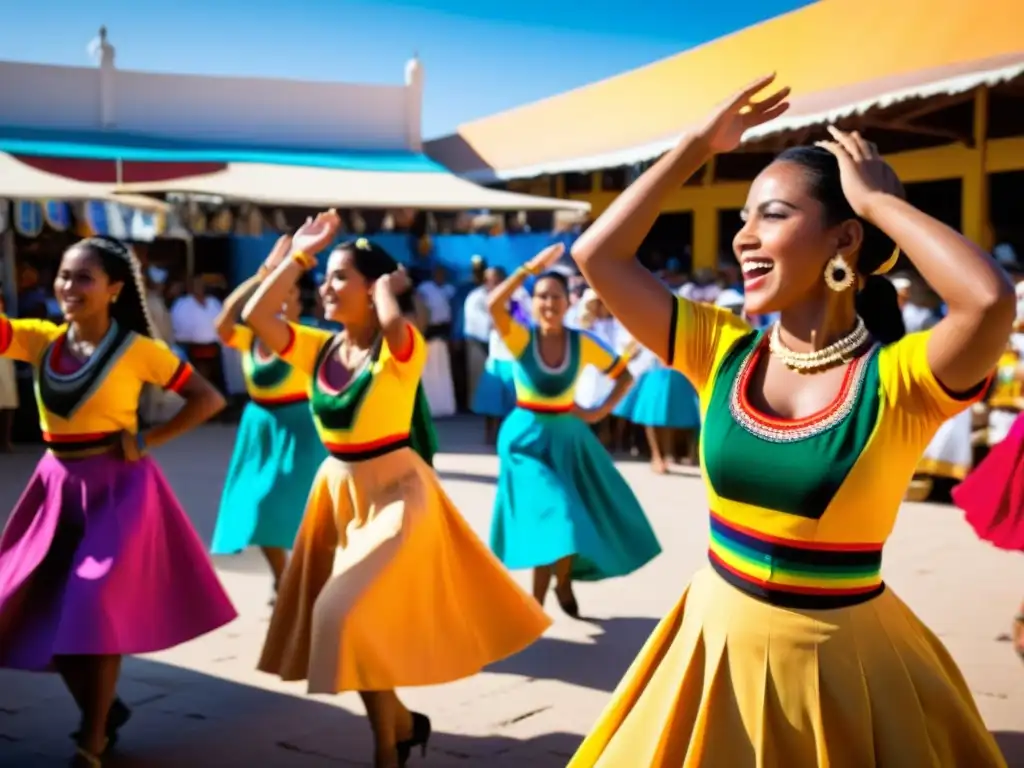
0, 236, 236, 767
567, 76, 1012, 767
245, 215, 549, 768
209, 235, 327, 599
488, 245, 661, 618
612, 342, 701, 474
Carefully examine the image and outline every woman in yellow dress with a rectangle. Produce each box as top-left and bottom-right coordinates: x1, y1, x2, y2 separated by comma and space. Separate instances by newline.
0, 236, 235, 766
566, 76, 1013, 767
244, 213, 550, 768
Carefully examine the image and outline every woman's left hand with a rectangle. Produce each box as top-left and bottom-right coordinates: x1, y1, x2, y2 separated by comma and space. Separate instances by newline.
118, 430, 144, 462
377, 265, 412, 296
572, 405, 603, 424
816, 127, 904, 219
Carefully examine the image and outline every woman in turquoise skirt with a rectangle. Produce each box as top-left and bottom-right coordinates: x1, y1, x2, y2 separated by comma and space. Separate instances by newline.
211, 237, 326, 599
487, 244, 661, 618
614, 345, 702, 473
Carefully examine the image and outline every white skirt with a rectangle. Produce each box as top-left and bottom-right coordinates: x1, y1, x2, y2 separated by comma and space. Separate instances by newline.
574, 365, 615, 411
422, 338, 456, 418
989, 408, 1019, 447
0, 357, 18, 409
916, 408, 973, 480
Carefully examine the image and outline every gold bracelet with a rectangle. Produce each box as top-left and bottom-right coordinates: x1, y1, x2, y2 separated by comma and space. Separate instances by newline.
518, 265, 538, 277
291, 251, 317, 271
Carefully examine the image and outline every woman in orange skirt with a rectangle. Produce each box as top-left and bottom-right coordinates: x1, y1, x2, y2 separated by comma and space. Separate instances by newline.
243, 213, 550, 768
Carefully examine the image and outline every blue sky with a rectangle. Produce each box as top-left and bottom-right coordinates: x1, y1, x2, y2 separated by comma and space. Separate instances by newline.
0, 0, 811, 139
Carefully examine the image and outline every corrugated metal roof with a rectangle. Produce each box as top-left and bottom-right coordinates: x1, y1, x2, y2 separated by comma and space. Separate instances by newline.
427, 0, 1024, 180
457, 53, 1024, 181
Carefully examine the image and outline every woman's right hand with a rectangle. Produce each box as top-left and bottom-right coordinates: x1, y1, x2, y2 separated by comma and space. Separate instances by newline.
698, 74, 791, 155
525, 243, 566, 274
291, 209, 342, 257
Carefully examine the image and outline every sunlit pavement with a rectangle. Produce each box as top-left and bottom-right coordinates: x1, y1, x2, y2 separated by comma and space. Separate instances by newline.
2, 417, 1023, 766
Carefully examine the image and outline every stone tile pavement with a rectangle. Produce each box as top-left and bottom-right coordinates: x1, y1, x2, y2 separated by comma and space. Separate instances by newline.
1, 418, 1023, 766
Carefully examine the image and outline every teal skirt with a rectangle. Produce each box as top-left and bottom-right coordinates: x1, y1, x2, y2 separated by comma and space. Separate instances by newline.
471, 359, 516, 417
613, 367, 701, 429
211, 400, 326, 553
490, 408, 661, 581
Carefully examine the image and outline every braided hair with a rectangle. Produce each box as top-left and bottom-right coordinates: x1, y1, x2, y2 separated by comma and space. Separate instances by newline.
74, 236, 156, 338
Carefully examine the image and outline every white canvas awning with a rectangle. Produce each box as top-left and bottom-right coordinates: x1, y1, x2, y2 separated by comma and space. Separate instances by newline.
0, 152, 117, 200
0, 153, 169, 212
116, 162, 590, 212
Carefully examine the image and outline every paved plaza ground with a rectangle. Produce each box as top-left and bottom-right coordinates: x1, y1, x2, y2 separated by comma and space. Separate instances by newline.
2, 417, 1024, 766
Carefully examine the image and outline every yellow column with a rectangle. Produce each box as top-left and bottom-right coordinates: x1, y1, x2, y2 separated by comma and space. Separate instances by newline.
961, 86, 992, 250
691, 158, 719, 272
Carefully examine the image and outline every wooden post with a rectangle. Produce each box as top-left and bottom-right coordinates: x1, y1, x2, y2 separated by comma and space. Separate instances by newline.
692, 157, 719, 272
961, 86, 991, 250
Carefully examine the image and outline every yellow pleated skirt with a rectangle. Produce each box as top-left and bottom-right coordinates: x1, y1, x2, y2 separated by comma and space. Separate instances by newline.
258, 448, 551, 693
570, 567, 1006, 768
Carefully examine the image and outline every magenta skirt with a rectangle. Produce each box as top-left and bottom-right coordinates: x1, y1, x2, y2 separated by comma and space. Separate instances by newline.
0, 452, 237, 670
953, 413, 1024, 552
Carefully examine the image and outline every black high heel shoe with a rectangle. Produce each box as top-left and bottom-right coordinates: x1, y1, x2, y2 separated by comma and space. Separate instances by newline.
69, 698, 132, 752
555, 584, 580, 619
396, 712, 431, 766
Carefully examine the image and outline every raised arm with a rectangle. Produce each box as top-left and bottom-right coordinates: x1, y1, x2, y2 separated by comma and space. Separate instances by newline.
243, 212, 339, 354
374, 267, 414, 358
487, 244, 564, 336
571, 76, 790, 360
818, 128, 1014, 392
216, 235, 291, 345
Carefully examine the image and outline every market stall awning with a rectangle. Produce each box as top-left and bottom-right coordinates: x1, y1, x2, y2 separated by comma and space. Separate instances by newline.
0, 125, 587, 211
0, 152, 119, 200
426, 0, 1024, 181
115, 162, 590, 211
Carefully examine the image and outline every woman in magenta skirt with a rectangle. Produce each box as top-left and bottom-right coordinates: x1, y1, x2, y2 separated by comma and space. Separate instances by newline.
0, 236, 236, 766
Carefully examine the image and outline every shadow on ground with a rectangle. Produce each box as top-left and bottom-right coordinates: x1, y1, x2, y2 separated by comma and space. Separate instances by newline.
0, 657, 581, 767
488, 617, 658, 693
995, 731, 1024, 767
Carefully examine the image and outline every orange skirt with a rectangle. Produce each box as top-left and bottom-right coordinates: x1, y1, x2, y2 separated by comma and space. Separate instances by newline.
258, 447, 550, 693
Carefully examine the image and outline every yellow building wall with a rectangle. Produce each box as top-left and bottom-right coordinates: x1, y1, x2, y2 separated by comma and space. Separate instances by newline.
562, 131, 1024, 271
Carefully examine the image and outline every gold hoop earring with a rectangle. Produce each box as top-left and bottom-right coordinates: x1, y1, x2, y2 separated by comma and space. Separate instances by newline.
824, 254, 855, 292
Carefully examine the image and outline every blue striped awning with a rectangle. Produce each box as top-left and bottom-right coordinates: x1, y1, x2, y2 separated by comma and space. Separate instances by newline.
0, 125, 445, 173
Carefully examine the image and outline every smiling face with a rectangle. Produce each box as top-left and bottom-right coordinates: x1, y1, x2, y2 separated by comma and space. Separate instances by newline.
53, 244, 123, 324
532, 275, 569, 330
733, 161, 863, 315
319, 248, 373, 326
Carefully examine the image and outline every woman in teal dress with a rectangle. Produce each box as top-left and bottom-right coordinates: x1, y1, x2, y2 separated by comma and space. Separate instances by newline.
211, 237, 327, 598
487, 244, 661, 618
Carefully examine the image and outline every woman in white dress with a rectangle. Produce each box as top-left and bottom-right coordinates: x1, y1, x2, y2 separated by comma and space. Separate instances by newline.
415, 269, 457, 418
573, 290, 632, 447
0, 292, 18, 451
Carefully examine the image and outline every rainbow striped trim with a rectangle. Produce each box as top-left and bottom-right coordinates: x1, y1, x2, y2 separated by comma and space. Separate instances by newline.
325, 433, 410, 462
165, 361, 193, 394
0, 316, 12, 355
708, 511, 884, 609
516, 400, 574, 414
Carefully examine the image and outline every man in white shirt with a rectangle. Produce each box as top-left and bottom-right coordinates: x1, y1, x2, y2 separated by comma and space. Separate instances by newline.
416, 266, 456, 337
171, 276, 225, 393
463, 267, 505, 401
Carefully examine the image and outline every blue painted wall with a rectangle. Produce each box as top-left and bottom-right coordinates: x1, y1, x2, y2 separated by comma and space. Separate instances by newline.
228, 231, 578, 287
